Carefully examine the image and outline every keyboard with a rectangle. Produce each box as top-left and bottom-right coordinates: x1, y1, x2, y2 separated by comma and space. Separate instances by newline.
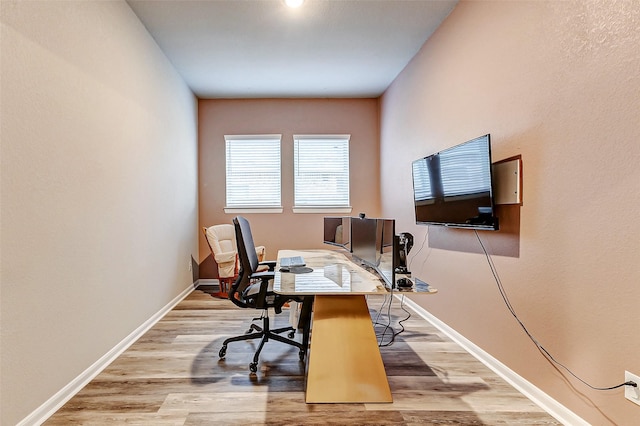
280, 255, 306, 268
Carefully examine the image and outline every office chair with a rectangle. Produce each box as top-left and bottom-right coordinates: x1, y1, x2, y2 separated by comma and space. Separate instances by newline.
218, 216, 305, 373
203, 224, 267, 298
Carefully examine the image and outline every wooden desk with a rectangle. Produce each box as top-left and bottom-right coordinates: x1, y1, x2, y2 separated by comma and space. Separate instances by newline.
274, 249, 392, 404
274, 249, 389, 295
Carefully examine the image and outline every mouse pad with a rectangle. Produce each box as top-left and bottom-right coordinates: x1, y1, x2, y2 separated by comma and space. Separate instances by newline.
289, 266, 313, 274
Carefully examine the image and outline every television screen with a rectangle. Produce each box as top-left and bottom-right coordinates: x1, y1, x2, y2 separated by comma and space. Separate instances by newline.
412, 134, 498, 230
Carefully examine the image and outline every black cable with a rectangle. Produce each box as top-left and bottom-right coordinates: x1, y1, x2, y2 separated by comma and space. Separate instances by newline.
377, 295, 412, 347
371, 293, 390, 328
407, 228, 429, 273
381, 295, 412, 347
378, 297, 395, 347
376, 229, 429, 347
474, 230, 637, 391
375, 293, 394, 346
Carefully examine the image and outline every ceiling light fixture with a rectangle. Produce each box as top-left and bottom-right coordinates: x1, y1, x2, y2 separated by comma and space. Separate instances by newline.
284, 0, 305, 8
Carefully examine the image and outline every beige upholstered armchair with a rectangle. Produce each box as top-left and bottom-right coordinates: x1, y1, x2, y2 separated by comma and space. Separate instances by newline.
203, 224, 266, 298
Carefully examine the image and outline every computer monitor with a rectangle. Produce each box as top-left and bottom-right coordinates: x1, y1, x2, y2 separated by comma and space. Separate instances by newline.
350, 216, 378, 267
350, 216, 396, 289
377, 219, 396, 288
323, 216, 350, 250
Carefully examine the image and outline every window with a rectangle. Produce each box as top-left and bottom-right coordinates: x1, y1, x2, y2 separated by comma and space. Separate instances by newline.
293, 135, 351, 213
224, 135, 282, 213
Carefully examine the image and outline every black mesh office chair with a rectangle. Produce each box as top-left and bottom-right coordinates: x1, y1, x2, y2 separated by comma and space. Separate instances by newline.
218, 216, 305, 373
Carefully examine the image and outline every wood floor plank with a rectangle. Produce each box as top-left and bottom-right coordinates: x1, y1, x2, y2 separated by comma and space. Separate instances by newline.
185, 410, 407, 425
45, 289, 561, 425
45, 412, 187, 426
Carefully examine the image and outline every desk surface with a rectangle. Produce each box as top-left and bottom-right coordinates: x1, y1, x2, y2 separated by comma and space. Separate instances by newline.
274, 249, 389, 295
275, 249, 438, 295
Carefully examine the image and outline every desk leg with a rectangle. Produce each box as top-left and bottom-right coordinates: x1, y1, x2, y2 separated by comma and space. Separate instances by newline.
298, 296, 314, 360
305, 295, 392, 403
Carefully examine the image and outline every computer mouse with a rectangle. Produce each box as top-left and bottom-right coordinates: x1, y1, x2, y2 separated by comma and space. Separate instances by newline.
397, 278, 413, 288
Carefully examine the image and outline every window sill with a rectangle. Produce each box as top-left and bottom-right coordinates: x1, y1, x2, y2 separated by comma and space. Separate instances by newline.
224, 207, 283, 214
292, 207, 353, 214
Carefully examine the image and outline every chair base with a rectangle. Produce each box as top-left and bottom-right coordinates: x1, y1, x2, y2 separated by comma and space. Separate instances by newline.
219, 313, 305, 373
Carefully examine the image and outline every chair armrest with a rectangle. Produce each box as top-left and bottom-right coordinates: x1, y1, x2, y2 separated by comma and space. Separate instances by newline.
259, 260, 277, 271
249, 270, 275, 309
251, 270, 275, 280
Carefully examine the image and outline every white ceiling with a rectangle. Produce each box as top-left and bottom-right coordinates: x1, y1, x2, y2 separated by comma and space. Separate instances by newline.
127, 0, 458, 99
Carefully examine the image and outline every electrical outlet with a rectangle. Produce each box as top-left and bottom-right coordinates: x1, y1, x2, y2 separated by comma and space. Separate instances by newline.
625, 371, 640, 406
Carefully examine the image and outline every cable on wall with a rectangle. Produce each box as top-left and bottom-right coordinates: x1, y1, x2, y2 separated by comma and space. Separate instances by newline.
407, 228, 429, 273
474, 230, 637, 391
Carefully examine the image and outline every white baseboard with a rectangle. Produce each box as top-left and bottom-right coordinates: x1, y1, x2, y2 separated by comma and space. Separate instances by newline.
19, 283, 197, 426
195, 278, 219, 287
399, 296, 588, 426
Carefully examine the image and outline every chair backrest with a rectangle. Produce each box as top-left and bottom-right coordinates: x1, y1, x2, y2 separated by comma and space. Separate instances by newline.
234, 216, 260, 272
229, 216, 260, 307
202, 224, 238, 279
207, 224, 236, 253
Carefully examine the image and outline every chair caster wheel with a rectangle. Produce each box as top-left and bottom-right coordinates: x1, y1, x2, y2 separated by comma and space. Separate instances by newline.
219, 346, 227, 358
288, 331, 295, 338
249, 362, 258, 373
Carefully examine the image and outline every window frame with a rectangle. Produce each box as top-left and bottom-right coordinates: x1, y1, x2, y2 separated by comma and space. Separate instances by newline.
223, 134, 283, 214
292, 134, 352, 214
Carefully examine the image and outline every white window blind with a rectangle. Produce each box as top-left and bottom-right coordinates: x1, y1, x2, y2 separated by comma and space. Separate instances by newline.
225, 135, 281, 209
440, 137, 491, 197
294, 135, 350, 209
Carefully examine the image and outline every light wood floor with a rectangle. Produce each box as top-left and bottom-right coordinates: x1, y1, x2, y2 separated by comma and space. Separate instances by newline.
46, 288, 561, 425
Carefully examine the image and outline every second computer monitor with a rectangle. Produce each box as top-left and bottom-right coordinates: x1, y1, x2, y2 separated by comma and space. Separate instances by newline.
323, 216, 351, 250
350, 217, 379, 267
350, 216, 396, 288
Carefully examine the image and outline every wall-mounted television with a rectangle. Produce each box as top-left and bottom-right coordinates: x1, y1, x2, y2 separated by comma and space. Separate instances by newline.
412, 134, 499, 230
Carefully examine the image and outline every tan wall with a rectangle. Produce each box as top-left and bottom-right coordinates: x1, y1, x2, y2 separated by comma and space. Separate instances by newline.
0, 1, 198, 424
198, 98, 380, 277
380, 1, 640, 424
